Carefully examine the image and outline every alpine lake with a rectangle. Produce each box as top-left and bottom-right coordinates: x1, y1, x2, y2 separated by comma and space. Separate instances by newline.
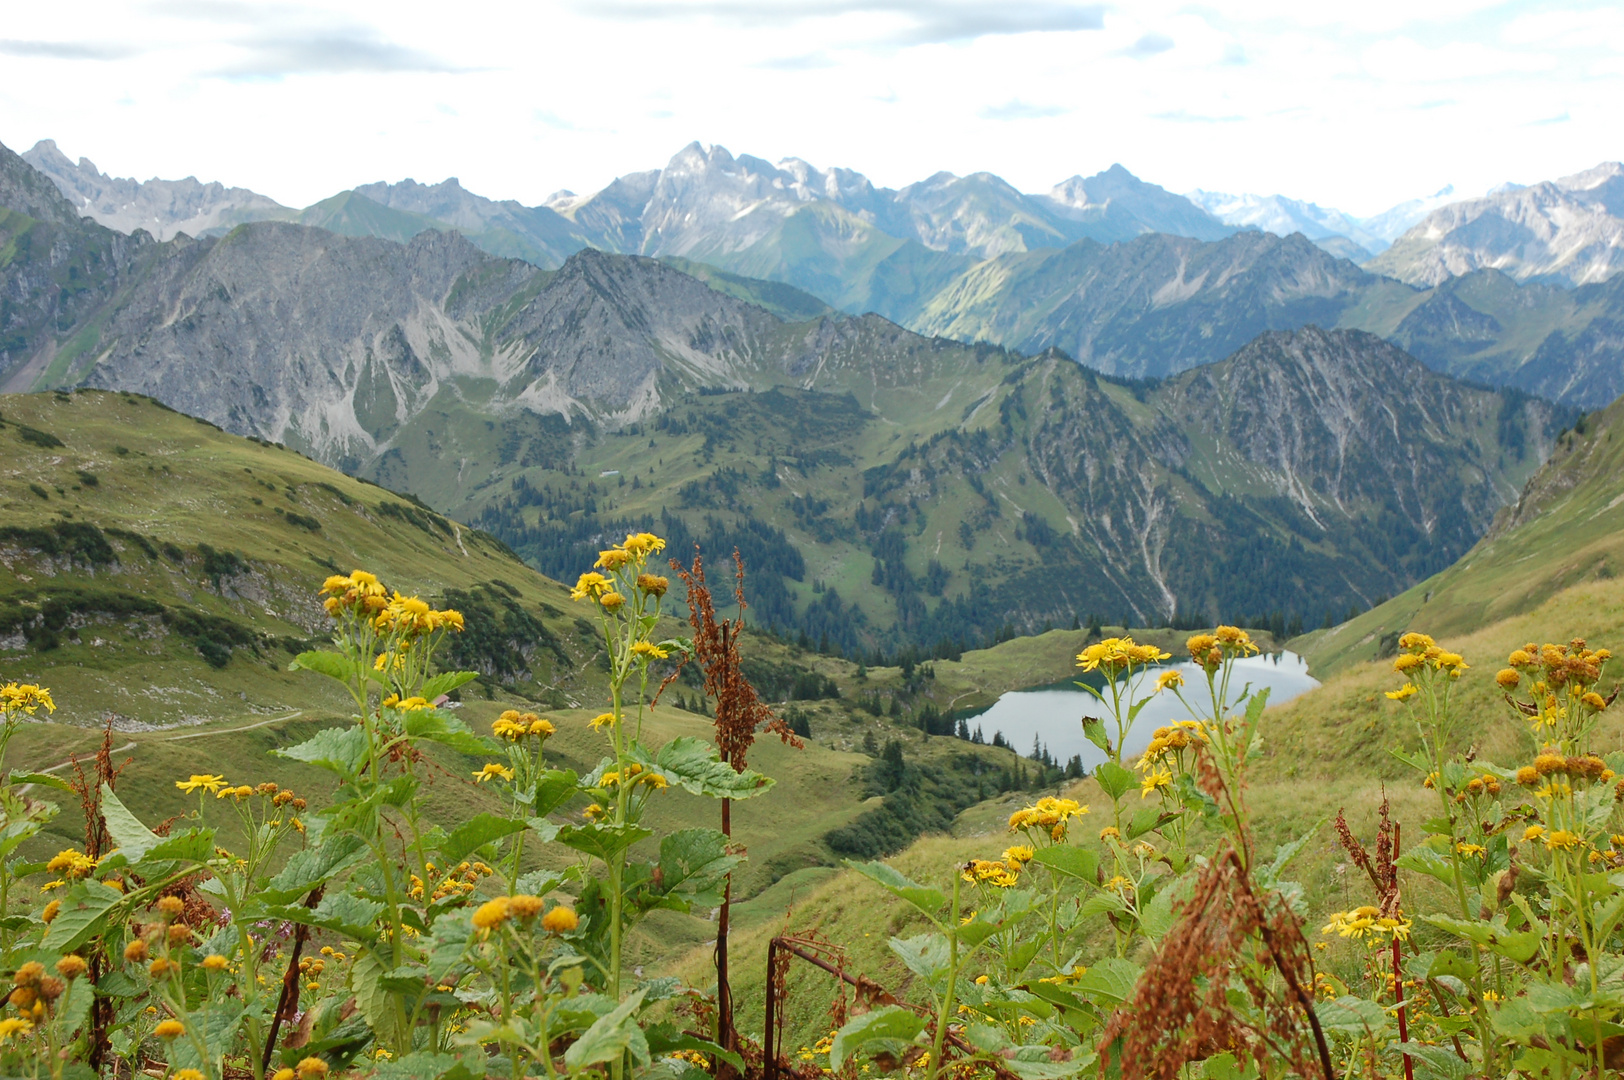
957, 652, 1320, 770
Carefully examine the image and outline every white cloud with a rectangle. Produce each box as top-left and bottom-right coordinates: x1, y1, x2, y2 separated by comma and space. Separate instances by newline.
0, 0, 1616, 218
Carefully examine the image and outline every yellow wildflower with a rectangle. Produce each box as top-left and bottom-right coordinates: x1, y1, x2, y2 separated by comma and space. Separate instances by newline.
0, 1017, 32, 1042
1385, 684, 1418, 701
570, 572, 613, 602
637, 573, 669, 597
1155, 669, 1184, 692
1523, 825, 1546, 842
589, 712, 616, 731
473, 763, 513, 784
471, 898, 512, 930
631, 641, 670, 661
0, 682, 55, 715
599, 591, 626, 611
1140, 768, 1173, 797
1546, 830, 1583, 850
542, 906, 580, 933
45, 850, 96, 879
176, 774, 227, 795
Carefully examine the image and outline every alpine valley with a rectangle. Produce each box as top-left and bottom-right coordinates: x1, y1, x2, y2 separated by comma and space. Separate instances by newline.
3, 137, 1599, 658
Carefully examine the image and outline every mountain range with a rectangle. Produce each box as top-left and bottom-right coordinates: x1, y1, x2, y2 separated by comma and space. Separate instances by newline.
19, 138, 1624, 409
0, 138, 1571, 654
1366, 162, 1624, 288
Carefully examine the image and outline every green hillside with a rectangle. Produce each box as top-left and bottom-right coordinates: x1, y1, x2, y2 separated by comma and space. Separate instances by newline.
0, 389, 1086, 937
1296, 393, 1624, 676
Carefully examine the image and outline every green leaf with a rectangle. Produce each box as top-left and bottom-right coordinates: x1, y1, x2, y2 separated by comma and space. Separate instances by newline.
1126, 806, 1176, 841
1137, 887, 1176, 940
564, 989, 650, 1069
290, 650, 362, 683
97, 783, 160, 863
10, 771, 72, 793
261, 834, 369, 905
533, 769, 581, 816
1081, 717, 1111, 753
1258, 822, 1323, 888
1397, 845, 1459, 887
1031, 846, 1098, 882
42, 882, 121, 952
650, 737, 775, 800
1423, 914, 1542, 963
845, 860, 947, 919
141, 828, 215, 865
889, 933, 950, 981
1316, 996, 1391, 1036
403, 709, 493, 755
1094, 762, 1135, 801
440, 813, 527, 866
274, 725, 368, 776
1072, 957, 1140, 1006
352, 949, 405, 1049
829, 1006, 927, 1071
421, 670, 480, 701
556, 822, 654, 863
644, 1024, 745, 1071
656, 828, 739, 903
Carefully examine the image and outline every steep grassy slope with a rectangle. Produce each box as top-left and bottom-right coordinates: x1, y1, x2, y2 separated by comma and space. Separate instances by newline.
1297, 392, 1624, 676
671, 564, 1624, 1050
0, 390, 1069, 957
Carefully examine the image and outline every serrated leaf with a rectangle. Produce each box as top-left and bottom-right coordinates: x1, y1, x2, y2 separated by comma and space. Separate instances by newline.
440, 813, 526, 865
98, 783, 160, 863
889, 933, 950, 981
352, 949, 405, 1049
846, 860, 947, 919
1081, 717, 1111, 753
649, 737, 774, 799
10, 771, 72, 793
1072, 957, 1140, 1005
533, 769, 581, 816
1316, 995, 1391, 1036
261, 834, 369, 905
1094, 761, 1135, 801
42, 882, 121, 951
273, 725, 368, 776
141, 828, 215, 866
290, 650, 362, 683
656, 828, 738, 901
403, 709, 493, 755
1031, 846, 1098, 882
421, 670, 480, 701
557, 822, 654, 863
829, 1005, 926, 1071
564, 989, 650, 1069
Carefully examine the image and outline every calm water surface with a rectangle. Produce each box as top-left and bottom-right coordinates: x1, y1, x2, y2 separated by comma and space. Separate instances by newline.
960, 652, 1319, 770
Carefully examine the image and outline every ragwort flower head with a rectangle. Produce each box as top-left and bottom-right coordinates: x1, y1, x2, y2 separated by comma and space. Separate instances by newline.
1076, 637, 1169, 674
0, 682, 55, 716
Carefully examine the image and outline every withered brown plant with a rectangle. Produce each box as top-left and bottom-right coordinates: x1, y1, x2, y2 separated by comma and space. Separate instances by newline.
1102, 751, 1333, 1080
64, 719, 131, 1072
674, 547, 803, 1067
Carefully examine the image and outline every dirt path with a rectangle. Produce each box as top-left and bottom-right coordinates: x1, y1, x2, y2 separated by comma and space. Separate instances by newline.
17, 711, 305, 786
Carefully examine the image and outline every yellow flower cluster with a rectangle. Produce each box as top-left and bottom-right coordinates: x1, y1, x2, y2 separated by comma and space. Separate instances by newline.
409, 860, 492, 901
1321, 906, 1412, 941
1076, 637, 1169, 674
319, 572, 463, 636
1186, 626, 1259, 671
1137, 720, 1207, 769
1008, 796, 1087, 841
45, 850, 97, 880
373, 592, 464, 636
1386, 632, 1468, 699
492, 710, 555, 741
962, 859, 1020, 888
572, 532, 668, 610
0, 682, 54, 717
471, 895, 579, 933
320, 570, 387, 616
598, 762, 668, 791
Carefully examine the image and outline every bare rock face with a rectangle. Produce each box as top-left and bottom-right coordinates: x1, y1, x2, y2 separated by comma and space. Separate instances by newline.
1368, 163, 1624, 288
22, 139, 291, 240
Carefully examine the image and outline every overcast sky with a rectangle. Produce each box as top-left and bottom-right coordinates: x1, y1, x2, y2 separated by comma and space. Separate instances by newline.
1, 0, 1618, 217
